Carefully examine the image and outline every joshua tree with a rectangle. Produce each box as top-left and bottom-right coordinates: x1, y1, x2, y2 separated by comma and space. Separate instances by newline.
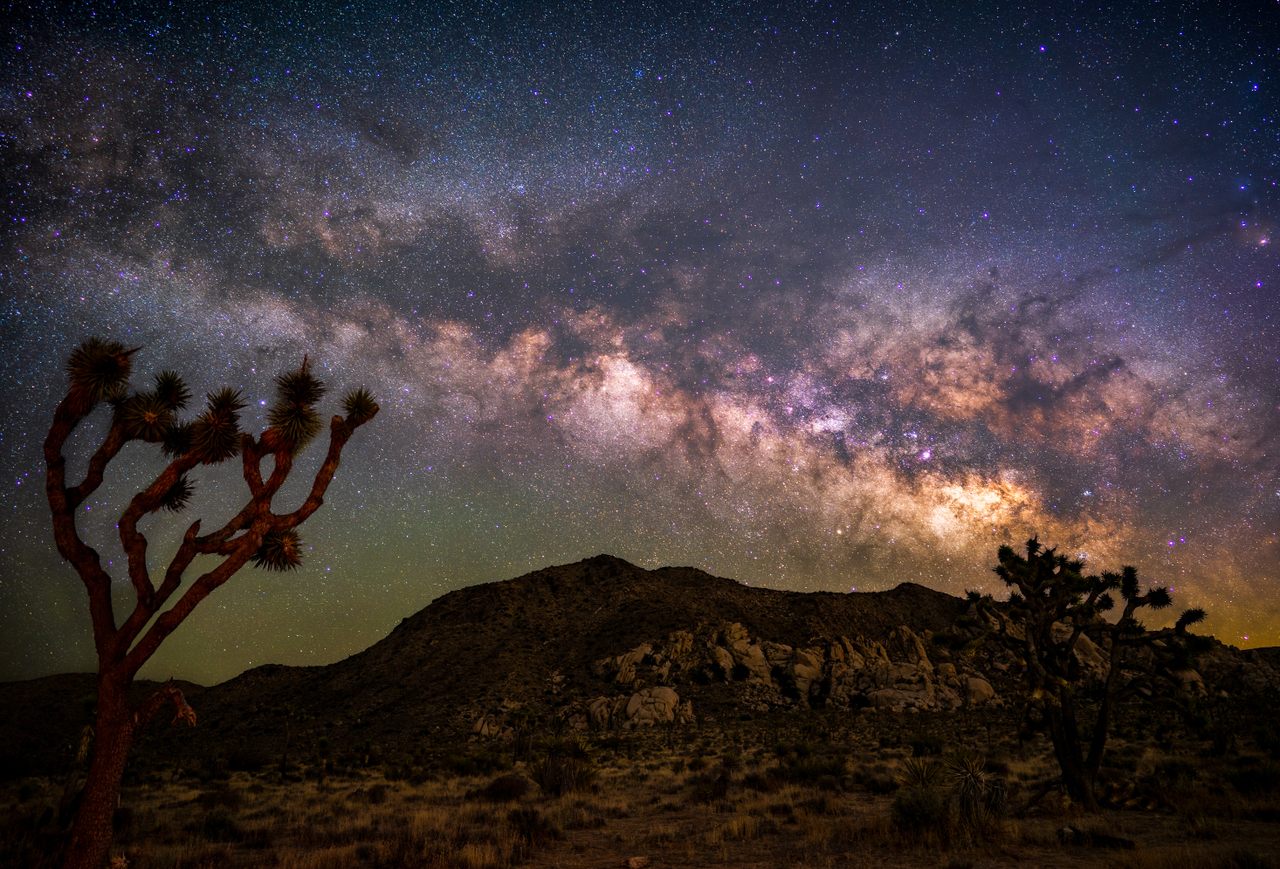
44, 338, 377, 869
970, 538, 1205, 811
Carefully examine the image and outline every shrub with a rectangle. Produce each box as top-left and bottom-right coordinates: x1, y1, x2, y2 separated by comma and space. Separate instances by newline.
1227, 763, 1280, 796
508, 807, 562, 855
531, 755, 595, 796
479, 774, 533, 802
891, 785, 948, 835
200, 808, 244, 842
225, 745, 272, 772
910, 735, 944, 757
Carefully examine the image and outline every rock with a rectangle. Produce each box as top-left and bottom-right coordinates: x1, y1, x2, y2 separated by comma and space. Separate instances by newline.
595, 643, 653, 686
1072, 632, 1109, 677
790, 647, 825, 699
721, 622, 750, 646
1172, 668, 1206, 697
731, 642, 771, 683
667, 630, 694, 658
964, 676, 996, 706
1057, 825, 1135, 850
867, 688, 913, 712
472, 714, 503, 737
886, 626, 932, 668
624, 687, 682, 728
710, 645, 736, 679
588, 696, 625, 729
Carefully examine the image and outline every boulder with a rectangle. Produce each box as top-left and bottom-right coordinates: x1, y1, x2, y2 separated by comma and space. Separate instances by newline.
623, 687, 682, 728
595, 643, 653, 686
472, 714, 503, 737
710, 645, 736, 679
790, 647, 826, 699
964, 676, 996, 706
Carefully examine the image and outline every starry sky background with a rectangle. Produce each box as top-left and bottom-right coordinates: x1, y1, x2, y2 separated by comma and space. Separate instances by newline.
1, 1, 1277, 685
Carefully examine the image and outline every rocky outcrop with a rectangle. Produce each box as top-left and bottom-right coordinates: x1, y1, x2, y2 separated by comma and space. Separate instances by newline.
592, 621, 1001, 714
584, 687, 694, 730
475, 619, 1005, 742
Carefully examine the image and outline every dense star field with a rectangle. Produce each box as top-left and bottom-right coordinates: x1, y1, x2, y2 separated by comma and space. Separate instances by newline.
1, 2, 1276, 684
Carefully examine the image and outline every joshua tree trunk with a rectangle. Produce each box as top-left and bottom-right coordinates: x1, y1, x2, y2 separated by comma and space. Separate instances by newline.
1046, 701, 1098, 811
63, 675, 133, 869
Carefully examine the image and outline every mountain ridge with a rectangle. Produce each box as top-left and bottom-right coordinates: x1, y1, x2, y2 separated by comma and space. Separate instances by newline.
2, 554, 1274, 779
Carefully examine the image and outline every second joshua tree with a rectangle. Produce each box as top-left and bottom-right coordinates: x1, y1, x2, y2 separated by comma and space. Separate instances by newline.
972, 538, 1205, 811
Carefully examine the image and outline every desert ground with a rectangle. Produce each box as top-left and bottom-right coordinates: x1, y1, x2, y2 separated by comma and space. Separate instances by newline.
6, 710, 1279, 869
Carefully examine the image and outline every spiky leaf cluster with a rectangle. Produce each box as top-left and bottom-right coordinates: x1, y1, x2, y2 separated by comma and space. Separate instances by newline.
67, 338, 134, 402
162, 422, 193, 458
191, 388, 245, 464
118, 392, 175, 442
251, 529, 303, 572
1176, 608, 1207, 633
159, 475, 194, 512
898, 757, 942, 789
267, 362, 326, 452
342, 387, 379, 425
153, 371, 191, 410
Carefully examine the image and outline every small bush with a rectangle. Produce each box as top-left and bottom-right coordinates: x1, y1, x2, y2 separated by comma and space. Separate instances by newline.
443, 748, 508, 777
1227, 763, 1280, 796
531, 754, 595, 796
690, 768, 732, 803
891, 785, 948, 835
357, 783, 391, 804
200, 807, 244, 842
195, 784, 242, 810
852, 763, 899, 795
508, 806, 562, 855
479, 773, 533, 802
910, 735, 944, 757
225, 745, 272, 772
777, 755, 846, 785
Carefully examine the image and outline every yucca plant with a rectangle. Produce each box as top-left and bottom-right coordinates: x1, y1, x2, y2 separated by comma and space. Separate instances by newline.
342, 386, 379, 426
947, 755, 1004, 841
44, 338, 377, 869
891, 757, 948, 838
157, 475, 194, 513
899, 756, 942, 789
152, 370, 192, 410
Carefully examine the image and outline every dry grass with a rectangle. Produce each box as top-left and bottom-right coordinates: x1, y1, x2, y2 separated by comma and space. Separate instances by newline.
5, 724, 1280, 868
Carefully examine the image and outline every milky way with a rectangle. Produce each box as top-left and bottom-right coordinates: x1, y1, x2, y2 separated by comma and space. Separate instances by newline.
1, 2, 1276, 683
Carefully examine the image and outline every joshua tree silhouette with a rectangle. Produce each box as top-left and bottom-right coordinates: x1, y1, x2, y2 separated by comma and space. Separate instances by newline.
970, 538, 1205, 811
44, 338, 377, 868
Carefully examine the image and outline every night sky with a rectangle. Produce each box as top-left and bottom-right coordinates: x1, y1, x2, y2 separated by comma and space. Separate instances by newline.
2, 2, 1276, 685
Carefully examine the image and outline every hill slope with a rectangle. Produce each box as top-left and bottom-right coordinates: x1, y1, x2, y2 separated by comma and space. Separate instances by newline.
176, 555, 970, 754
5, 554, 1274, 776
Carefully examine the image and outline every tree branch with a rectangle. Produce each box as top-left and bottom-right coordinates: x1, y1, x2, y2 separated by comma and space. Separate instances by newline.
272, 417, 353, 529
44, 391, 117, 657
66, 421, 127, 509
124, 539, 262, 676
117, 452, 201, 609
123, 417, 365, 676
133, 681, 198, 729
